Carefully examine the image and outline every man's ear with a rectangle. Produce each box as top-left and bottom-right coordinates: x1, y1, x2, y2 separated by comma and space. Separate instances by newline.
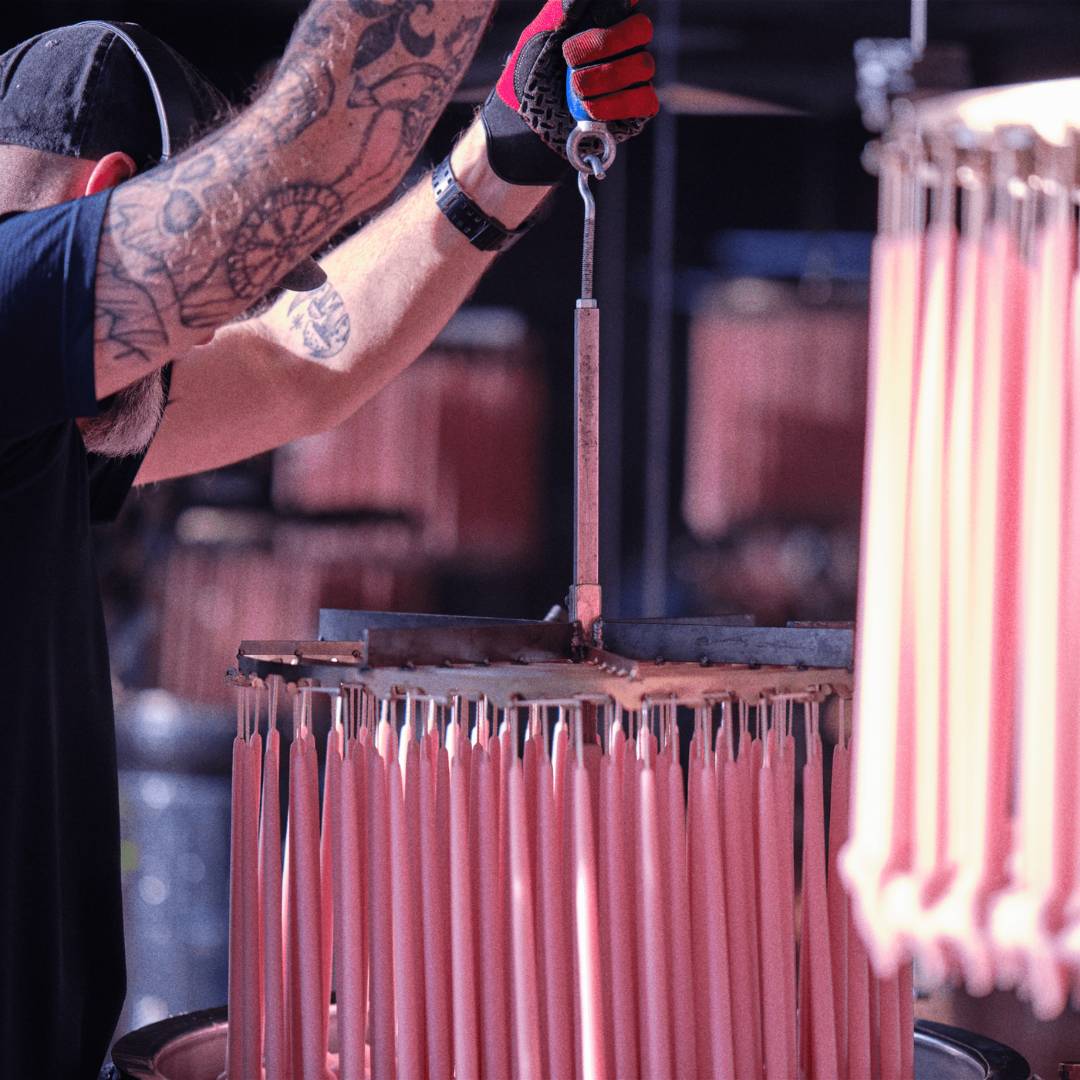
83, 151, 137, 196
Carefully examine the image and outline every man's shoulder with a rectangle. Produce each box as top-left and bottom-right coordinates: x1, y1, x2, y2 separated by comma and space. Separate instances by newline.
0, 193, 112, 441
0, 192, 110, 287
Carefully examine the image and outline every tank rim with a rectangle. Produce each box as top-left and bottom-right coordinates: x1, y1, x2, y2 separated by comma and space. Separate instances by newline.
112, 1004, 226, 1078
112, 1009, 1031, 1079
915, 1018, 1031, 1080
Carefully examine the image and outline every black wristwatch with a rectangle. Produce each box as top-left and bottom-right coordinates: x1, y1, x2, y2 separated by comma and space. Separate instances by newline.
431, 154, 536, 253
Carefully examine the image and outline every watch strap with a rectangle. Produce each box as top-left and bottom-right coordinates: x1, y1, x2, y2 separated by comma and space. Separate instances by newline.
431, 155, 534, 253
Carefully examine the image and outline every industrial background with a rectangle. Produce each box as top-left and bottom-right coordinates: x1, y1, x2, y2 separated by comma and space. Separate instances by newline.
9, 1, 1080, 1074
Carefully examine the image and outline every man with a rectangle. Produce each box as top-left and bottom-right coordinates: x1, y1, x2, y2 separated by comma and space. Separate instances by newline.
0, 1, 656, 1074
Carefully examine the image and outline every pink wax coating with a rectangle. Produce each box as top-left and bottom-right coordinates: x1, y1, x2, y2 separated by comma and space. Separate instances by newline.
288, 731, 327, 1080
436, 748, 453, 1073
335, 740, 366, 1080
664, 751, 697, 1080
847, 927, 872, 1080
800, 740, 838, 1080
603, 735, 638, 1080
899, 958, 915, 1080
509, 761, 543, 1079
845, 231, 919, 967
538, 749, 575, 1080
781, 733, 798, 1069
320, 728, 339, 1039
620, 728, 641, 1078
243, 735, 262, 1080
904, 221, 954, 926
225, 736, 251, 1080
877, 969, 901, 1080
419, 747, 451, 1080
356, 741, 370, 1065
828, 743, 851, 1076
636, 760, 674, 1080
687, 746, 712, 1080
757, 754, 791, 1080
449, 751, 479, 1080
389, 755, 426, 1079
475, 749, 512, 1080
868, 967, 881, 1079
739, 738, 764, 1075
524, 735, 539, 900
597, 748, 616, 1074
225, 738, 242, 1080
222, 734, 260, 1080
563, 734, 584, 1076
367, 740, 395, 1080
261, 728, 285, 1080
723, 753, 761, 1078
495, 730, 518, 1073
572, 756, 608, 1080
699, 751, 736, 1079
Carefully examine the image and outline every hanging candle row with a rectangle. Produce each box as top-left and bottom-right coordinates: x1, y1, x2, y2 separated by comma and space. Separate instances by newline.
224, 681, 912, 1079
844, 125, 1080, 1020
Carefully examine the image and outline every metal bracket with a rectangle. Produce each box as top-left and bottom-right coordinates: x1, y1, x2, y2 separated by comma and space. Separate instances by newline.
597, 618, 853, 669
314, 609, 574, 667
232, 609, 854, 711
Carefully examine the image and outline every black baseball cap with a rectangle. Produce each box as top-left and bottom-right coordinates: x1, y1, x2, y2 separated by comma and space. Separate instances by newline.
0, 21, 325, 292
0, 21, 227, 167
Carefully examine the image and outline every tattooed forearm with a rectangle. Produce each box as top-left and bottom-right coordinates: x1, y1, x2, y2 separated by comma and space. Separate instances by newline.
93, 0, 495, 394
252, 57, 336, 148
94, 251, 170, 365
226, 184, 345, 302
351, 0, 436, 68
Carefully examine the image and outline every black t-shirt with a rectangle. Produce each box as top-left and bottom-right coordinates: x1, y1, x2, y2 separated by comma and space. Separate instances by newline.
0, 190, 155, 1077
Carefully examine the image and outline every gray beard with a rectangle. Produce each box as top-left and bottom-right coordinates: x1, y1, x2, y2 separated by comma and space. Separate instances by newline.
79, 371, 166, 458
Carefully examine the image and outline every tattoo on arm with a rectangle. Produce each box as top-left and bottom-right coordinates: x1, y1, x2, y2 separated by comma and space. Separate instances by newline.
94, 249, 170, 365
286, 281, 351, 360
226, 184, 344, 302
350, 0, 436, 69
253, 57, 336, 147
94, 0, 491, 376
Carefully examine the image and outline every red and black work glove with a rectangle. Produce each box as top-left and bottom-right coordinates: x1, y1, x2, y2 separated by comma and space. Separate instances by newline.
481, 0, 659, 186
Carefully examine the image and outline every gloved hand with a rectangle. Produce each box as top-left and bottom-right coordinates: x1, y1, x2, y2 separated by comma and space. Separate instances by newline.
481, 0, 659, 186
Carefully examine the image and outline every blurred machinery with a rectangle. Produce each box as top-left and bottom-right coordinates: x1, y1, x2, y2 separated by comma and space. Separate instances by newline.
271, 311, 545, 566
678, 238, 869, 625
684, 274, 868, 540
152, 309, 545, 706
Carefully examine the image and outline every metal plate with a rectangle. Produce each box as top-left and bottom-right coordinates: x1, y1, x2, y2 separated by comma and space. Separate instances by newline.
600, 618, 853, 668
231, 609, 856, 708
234, 648, 852, 710
313, 609, 854, 670
312, 610, 574, 667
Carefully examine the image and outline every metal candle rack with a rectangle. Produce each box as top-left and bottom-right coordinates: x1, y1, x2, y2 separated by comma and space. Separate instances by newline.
230, 88, 855, 709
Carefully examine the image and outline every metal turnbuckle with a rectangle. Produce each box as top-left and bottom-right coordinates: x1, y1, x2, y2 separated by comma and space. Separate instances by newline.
567, 122, 618, 302
566, 119, 616, 643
